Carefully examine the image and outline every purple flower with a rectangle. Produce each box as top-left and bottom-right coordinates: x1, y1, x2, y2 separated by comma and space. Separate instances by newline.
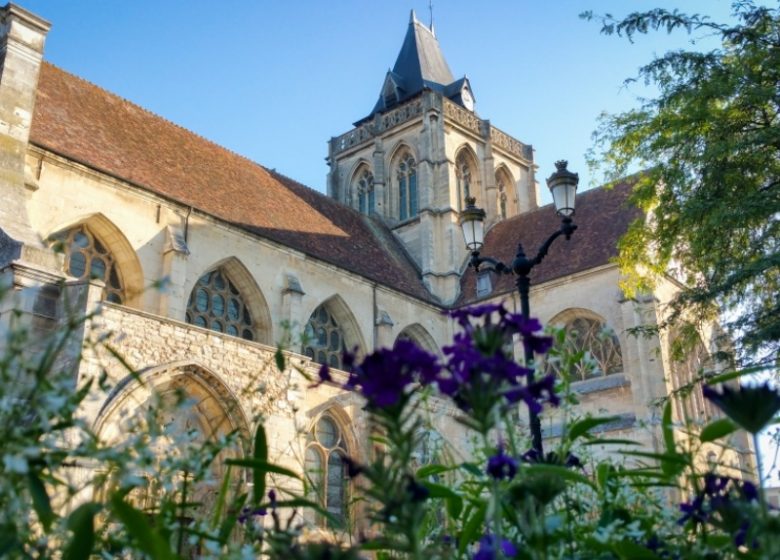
473, 534, 517, 560
322, 340, 441, 409
678, 473, 758, 531
237, 505, 267, 523
486, 446, 518, 480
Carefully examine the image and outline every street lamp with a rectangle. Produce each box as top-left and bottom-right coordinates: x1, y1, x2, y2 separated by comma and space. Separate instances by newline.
459, 160, 579, 454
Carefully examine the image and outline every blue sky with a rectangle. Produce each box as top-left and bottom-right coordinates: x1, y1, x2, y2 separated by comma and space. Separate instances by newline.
23, 1, 735, 202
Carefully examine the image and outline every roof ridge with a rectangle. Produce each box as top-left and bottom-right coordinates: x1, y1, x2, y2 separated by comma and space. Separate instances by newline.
40, 61, 278, 182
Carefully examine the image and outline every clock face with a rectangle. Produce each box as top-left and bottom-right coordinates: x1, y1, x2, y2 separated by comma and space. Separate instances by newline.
462, 88, 474, 111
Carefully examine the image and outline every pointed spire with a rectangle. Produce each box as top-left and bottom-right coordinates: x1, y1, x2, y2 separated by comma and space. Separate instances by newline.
356, 13, 470, 124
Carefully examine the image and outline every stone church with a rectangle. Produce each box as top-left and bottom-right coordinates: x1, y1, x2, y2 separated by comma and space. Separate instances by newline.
0, 4, 752, 523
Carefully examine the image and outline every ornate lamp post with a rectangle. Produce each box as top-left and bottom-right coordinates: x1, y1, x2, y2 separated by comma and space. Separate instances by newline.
459, 160, 579, 454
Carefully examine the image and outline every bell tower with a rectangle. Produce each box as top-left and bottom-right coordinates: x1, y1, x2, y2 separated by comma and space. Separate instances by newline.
327, 11, 538, 304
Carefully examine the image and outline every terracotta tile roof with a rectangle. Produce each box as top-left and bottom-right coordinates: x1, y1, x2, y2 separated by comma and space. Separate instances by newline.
29, 63, 433, 301
459, 181, 641, 305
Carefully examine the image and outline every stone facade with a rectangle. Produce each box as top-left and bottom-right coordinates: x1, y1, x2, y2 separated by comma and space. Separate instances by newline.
0, 3, 756, 527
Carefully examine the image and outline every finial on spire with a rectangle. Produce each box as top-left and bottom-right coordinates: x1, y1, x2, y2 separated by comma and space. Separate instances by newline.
410, 9, 416, 24
429, 0, 434, 32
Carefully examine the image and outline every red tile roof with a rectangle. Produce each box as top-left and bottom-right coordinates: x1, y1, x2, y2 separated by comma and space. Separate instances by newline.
459, 181, 641, 304
29, 63, 433, 301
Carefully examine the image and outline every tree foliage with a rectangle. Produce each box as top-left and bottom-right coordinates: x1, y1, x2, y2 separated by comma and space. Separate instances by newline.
584, 2, 780, 367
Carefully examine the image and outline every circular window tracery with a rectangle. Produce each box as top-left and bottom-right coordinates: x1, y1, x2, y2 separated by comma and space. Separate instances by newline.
186, 268, 255, 341
548, 316, 623, 381
303, 305, 346, 369
51, 225, 125, 304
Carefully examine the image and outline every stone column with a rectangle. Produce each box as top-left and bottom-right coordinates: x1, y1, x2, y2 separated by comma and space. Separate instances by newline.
0, 4, 54, 268
280, 273, 305, 346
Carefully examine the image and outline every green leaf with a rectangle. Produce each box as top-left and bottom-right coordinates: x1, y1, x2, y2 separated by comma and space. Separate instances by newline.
274, 347, 286, 372
111, 497, 177, 560
662, 399, 675, 455
253, 424, 268, 504
459, 462, 483, 477
420, 481, 460, 499
700, 417, 737, 442
416, 464, 452, 478
567, 416, 620, 441
224, 458, 300, 481
612, 539, 661, 559
63, 502, 101, 560
523, 464, 596, 489
27, 471, 54, 532
458, 501, 486, 555
582, 438, 641, 446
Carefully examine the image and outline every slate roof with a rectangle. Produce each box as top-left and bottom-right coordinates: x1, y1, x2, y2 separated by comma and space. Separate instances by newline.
363, 11, 469, 122
29, 62, 434, 302
459, 181, 641, 305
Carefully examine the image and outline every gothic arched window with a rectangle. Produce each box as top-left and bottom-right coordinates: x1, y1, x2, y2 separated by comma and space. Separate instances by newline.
550, 316, 623, 382
303, 304, 347, 369
397, 154, 418, 220
52, 224, 125, 304
306, 415, 349, 525
186, 268, 255, 341
455, 150, 477, 210
356, 168, 375, 215
671, 336, 717, 422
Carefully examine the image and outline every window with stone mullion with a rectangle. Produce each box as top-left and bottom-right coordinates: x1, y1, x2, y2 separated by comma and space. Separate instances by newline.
303, 305, 346, 369
52, 225, 125, 304
305, 416, 349, 527
397, 155, 417, 220
548, 317, 623, 382
185, 269, 255, 341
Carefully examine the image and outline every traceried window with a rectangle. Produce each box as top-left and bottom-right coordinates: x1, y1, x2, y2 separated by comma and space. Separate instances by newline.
356, 168, 375, 215
495, 168, 514, 219
672, 337, 718, 422
186, 268, 255, 341
305, 415, 349, 526
303, 305, 347, 369
549, 316, 623, 382
456, 152, 474, 211
397, 154, 418, 220
52, 225, 125, 304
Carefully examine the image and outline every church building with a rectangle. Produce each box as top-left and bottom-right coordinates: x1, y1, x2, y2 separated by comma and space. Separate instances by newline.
0, 4, 752, 524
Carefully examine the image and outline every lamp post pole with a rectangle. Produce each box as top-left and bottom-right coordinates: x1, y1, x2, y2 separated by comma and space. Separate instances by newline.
459, 161, 579, 455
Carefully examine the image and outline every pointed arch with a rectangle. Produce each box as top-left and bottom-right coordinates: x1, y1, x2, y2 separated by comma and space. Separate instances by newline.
304, 404, 358, 527
349, 162, 375, 215
668, 329, 717, 422
494, 164, 517, 219
395, 323, 439, 356
185, 257, 272, 344
302, 294, 366, 369
547, 308, 624, 381
92, 361, 249, 512
389, 143, 419, 221
95, 360, 251, 447
455, 145, 480, 211
47, 212, 144, 307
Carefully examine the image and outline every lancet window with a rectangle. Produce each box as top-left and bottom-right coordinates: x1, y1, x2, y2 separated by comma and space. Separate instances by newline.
549, 316, 623, 382
305, 415, 349, 525
303, 305, 347, 369
397, 153, 418, 220
356, 168, 375, 215
672, 337, 717, 422
52, 224, 125, 304
186, 268, 255, 341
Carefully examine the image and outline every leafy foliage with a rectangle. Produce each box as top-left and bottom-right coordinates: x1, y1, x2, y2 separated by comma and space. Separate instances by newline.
583, 2, 780, 367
